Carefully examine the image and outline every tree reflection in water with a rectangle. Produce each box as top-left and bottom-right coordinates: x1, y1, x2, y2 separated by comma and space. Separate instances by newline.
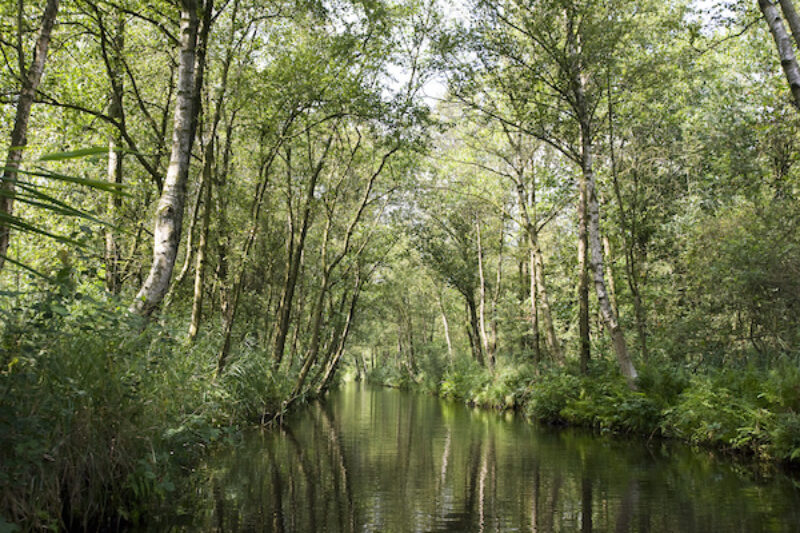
156, 384, 800, 532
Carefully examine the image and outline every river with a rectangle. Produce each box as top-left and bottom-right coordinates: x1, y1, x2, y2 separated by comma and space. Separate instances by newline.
152, 383, 800, 532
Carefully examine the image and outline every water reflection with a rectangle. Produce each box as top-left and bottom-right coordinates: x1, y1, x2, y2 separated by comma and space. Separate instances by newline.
163, 384, 800, 532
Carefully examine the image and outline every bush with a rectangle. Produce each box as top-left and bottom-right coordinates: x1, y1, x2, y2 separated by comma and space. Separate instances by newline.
438, 357, 490, 402
661, 374, 774, 455
220, 351, 293, 423
771, 412, 800, 461
524, 369, 580, 423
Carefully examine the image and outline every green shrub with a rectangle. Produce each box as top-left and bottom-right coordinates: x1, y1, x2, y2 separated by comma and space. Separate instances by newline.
0, 290, 232, 529
770, 412, 800, 461
562, 378, 661, 434
471, 364, 536, 409
220, 352, 293, 423
524, 370, 580, 423
438, 357, 490, 402
661, 375, 774, 455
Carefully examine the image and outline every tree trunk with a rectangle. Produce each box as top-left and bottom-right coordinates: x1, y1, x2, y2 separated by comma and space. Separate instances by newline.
105, 136, 123, 294
291, 272, 330, 398
104, 13, 124, 294
475, 219, 494, 369
436, 290, 454, 363
581, 121, 637, 386
779, 0, 800, 49
513, 179, 563, 364
569, 28, 637, 384
188, 1, 234, 338
402, 299, 418, 374
760, 0, 800, 108
532, 243, 563, 365
608, 78, 650, 362
131, 1, 202, 315
214, 110, 236, 320
465, 294, 485, 366
188, 139, 213, 340
603, 234, 619, 316
490, 219, 503, 365
273, 134, 334, 367
317, 280, 360, 394
0, 0, 60, 271
529, 249, 540, 363
577, 171, 591, 373
164, 170, 203, 306
216, 135, 287, 375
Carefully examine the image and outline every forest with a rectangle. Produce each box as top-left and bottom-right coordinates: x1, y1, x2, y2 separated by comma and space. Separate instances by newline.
2, 0, 800, 529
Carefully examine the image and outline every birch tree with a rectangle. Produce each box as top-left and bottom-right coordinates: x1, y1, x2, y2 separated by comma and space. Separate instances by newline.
131, 0, 214, 315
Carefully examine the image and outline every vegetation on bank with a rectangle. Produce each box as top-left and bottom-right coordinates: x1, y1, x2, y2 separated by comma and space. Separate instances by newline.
0, 286, 299, 530
366, 357, 800, 464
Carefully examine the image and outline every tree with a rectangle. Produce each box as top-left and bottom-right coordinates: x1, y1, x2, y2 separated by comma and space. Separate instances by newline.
0, 0, 60, 271
130, 0, 210, 316
459, 0, 644, 384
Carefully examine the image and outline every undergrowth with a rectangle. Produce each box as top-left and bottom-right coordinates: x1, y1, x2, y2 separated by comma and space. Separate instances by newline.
0, 287, 289, 530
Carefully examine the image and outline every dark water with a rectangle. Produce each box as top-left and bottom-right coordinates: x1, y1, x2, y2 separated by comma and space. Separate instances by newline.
160, 383, 800, 532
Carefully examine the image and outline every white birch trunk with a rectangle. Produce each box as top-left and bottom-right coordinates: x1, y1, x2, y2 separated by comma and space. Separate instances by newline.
130, 2, 200, 315
436, 290, 454, 362
581, 123, 637, 385
760, 0, 800, 108
779, 0, 800, 49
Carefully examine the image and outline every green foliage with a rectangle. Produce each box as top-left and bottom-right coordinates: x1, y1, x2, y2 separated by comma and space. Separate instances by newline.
556, 362, 662, 434
384, 351, 800, 464
771, 413, 800, 461
365, 362, 417, 389
0, 284, 296, 529
219, 351, 294, 423
679, 200, 800, 362
438, 357, 489, 401
662, 375, 774, 455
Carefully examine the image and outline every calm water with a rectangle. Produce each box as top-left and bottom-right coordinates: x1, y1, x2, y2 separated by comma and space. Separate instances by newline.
157, 383, 800, 532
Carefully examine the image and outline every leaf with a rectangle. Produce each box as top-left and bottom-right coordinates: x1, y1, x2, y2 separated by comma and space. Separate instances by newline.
0, 211, 81, 247
38, 147, 110, 161
0, 168, 129, 195
0, 254, 51, 281
11, 182, 119, 229
50, 304, 69, 317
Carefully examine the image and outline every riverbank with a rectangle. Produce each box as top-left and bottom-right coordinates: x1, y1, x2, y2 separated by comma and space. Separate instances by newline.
365, 357, 800, 465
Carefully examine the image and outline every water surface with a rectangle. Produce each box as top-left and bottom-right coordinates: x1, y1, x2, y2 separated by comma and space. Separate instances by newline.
161, 383, 800, 532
